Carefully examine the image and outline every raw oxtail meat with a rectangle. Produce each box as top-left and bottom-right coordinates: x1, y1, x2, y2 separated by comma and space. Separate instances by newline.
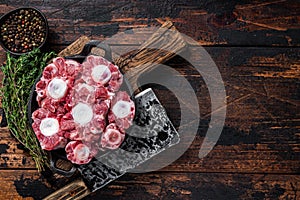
101, 123, 125, 149
81, 55, 123, 92
65, 141, 98, 165
31, 108, 67, 150
35, 57, 81, 113
31, 56, 135, 164
108, 91, 135, 132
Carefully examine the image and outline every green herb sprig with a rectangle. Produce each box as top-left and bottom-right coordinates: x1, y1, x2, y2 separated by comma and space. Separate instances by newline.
1, 48, 56, 171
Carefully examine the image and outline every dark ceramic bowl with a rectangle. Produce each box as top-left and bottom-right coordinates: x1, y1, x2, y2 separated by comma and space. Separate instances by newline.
0, 7, 48, 55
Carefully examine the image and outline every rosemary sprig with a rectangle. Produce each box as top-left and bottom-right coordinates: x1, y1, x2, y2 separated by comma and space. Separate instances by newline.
1, 49, 56, 171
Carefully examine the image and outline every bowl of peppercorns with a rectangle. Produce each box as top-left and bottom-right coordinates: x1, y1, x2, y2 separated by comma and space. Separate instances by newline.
0, 7, 48, 55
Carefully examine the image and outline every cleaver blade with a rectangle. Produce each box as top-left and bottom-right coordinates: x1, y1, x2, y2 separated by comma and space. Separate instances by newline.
43, 88, 180, 200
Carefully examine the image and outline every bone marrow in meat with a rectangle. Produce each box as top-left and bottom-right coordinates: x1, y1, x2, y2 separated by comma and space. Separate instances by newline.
32, 56, 135, 164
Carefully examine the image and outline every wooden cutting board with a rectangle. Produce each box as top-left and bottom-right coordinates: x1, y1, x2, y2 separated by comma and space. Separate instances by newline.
58, 20, 188, 88
44, 20, 189, 200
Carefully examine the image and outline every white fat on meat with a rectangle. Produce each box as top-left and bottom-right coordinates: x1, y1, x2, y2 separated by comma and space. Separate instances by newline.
73, 143, 90, 161
65, 141, 95, 164
91, 65, 112, 84
103, 129, 123, 145
112, 100, 131, 118
108, 91, 135, 130
39, 118, 59, 137
77, 83, 94, 93
32, 56, 134, 164
72, 103, 93, 125
101, 123, 125, 149
47, 78, 67, 99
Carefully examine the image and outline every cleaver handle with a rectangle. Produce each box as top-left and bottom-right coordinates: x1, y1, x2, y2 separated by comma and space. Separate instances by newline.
43, 179, 90, 200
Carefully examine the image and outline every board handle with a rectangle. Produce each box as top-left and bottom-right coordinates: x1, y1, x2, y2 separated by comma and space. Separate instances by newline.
65, 40, 112, 62
43, 179, 90, 200
115, 20, 187, 94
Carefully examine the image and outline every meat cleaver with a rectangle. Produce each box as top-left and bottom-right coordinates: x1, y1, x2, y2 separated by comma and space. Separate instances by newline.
44, 87, 180, 199
42, 20, 187, 199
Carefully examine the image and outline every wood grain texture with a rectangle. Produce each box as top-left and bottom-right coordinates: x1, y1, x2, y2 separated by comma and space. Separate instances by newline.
115, 20, 187, 90
0, 0, 299, 199
1, 47, 298, 173
43, 179, 90, 200
0, 170, 298, 200
0, 0, 299, 47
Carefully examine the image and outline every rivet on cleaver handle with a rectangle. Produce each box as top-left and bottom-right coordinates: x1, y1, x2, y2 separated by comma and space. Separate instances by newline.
43, 88, 180, 199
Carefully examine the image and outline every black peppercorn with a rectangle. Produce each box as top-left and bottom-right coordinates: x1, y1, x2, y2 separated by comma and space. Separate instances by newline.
0, 8, 47, 54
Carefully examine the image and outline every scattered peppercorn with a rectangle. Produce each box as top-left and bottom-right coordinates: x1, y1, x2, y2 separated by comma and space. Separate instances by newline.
0, 8, 47, 54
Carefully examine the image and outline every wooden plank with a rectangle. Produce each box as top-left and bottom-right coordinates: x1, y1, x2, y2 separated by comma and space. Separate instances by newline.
88, 173, 300, 200
0, 128, 36, 169
114, 20, 187, 90
1, 127, 299, 173
0, 1, 298, 199
0, 169, 79, 200
0, 170, 298, 199
0, 0, 299, 46
0, 47, 299, 174
138, 47, 300, 173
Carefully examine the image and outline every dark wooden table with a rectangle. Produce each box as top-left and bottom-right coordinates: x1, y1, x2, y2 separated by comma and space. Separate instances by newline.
0, 1, 299, 199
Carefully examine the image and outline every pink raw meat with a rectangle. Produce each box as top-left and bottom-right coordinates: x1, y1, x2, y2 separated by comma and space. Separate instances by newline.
31, 108, 67, 150
82, 55, 123, 92
35, 57, 81, 111
71, 80, 96, 106
65, 141, 98, 164
32, 55, 134, 164
66, 101, 108, 142
100, 123, 125, 149
95, 86, 110, 100
41, 63, 58, 81
60, 112, 76, 131
108, 91, 135, 131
